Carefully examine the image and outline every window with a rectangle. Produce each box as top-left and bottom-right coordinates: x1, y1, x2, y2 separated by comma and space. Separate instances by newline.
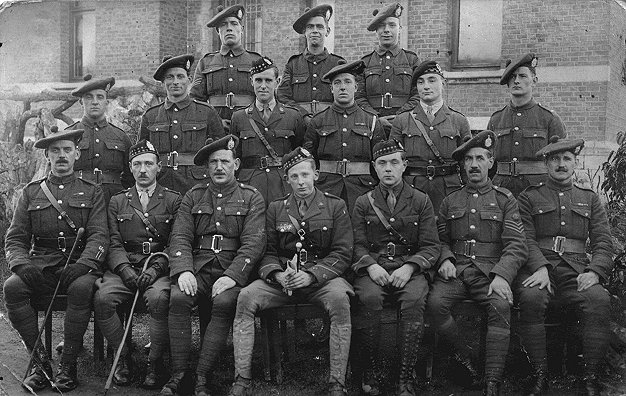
452, 0, 503, 68
70, 2, 96, 80
223, 0, 262, 52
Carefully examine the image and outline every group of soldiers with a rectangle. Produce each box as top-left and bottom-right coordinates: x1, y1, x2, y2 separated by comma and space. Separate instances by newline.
2, 3, 614, 396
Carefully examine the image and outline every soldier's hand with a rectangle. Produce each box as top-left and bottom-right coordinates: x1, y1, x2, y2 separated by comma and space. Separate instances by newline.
522, 266, 552, 294
178, 271, 197, 296
389, 264, 415, 289
577, 271, 600, 292
488, 275, 513, 305
367, 264, 390, 287
284, 271, 315, 289
438, 260, 457, 280
60, 263, 91, 290
13, 264, 45, 289
212, 276, 236, 298
274, 271, 290, 288
136, 267, 159, 292
117, 264, 139, 291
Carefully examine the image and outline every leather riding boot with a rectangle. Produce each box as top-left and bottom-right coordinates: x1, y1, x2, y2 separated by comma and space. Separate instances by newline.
53, 361, 78, 392
452, 351, 481, 389
23, 344, 53, 392
194, 374, 211, 396
396, 321, 424, 396
484, 380, 501, 396
142, 358, 168, 390
112, 352, 131, 386
358, 322, 382, 395
227, 376, 251, 396
160, 371, 186, 396
527, 367, 548, 396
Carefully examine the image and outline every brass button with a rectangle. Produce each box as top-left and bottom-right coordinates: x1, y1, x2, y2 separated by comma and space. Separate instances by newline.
95, 139, 100, 143
173, 135, 179, 139
228, 78, 233, 82
59, 185, 64, 189
217, 193, 223, 198
560, 221, 565, 226
470, 225, 476, 229
173, 120, 178, 124
216, 222, 220, 226
470, 209, 476, 213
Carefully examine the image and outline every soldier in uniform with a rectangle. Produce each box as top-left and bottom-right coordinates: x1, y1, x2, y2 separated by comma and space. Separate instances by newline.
190, 5, 262, 122
230, 56, 305, 204
426, 131, 528, 396
229, 147, 354, 396
276, 4, 344, 123
514, 137, 613, 396
66, 76, 133, 203
140, 54, 225, 195
389, 60, 471, 213
351, 139, 440, 395
356, 3, 420, 135
488, 53, 567, 197
93, 140, 182, 389
304, 60, 386, 213
163, 135, 266, 396
4, 128, 108, 392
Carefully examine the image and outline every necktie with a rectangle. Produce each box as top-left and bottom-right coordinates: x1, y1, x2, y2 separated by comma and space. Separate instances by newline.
298, 199, 307, 217
139, 191, 149, 212
427, 105, 435, 123
262, 104, 271, 123
386, 190, 396, 212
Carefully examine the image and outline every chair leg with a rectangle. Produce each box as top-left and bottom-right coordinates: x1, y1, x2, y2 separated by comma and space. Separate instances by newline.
270, 318, 283, 384
260, 316, 272, 382
45, 311, 52, 360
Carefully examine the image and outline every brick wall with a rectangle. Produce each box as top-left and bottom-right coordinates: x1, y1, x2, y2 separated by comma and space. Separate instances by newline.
606, 0, 626, 144
159, 0, 189, 60
259, 0, 303, 74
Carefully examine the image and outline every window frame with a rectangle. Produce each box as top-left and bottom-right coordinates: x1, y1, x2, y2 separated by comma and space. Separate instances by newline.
69, 4, 96, 81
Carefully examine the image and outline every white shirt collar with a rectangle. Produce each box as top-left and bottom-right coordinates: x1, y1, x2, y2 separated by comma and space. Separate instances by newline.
419, 99, 444, 115
136, 182, 157, 197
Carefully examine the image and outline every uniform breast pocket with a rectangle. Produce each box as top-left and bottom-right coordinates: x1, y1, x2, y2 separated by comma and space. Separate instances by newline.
446, 208, 466, 240
437, 126, 462, 156
225, 205, 250, 233
393, 67, 413, 93
316, 128, 338, 156
350, 126, 372, 159
27, 200, 53, 233
480, 209, 503, 238
154, 214, 174, 235
274, 129, 296, 155
308, 218, 334, 248
364, 214, 382, 235
494, 128, 512, 151
181, 123, 207, 152
401, 129, 424, 156
363, 67, 382, 93
191, 204, 214, 231
116, 213, 135, 235
103, 140, 127, 171
402, 215, 421, 241
77, 139, 91, 160
291, 73, 311, 99
571, 206, 591, 237
522, 128, 548, 156
146, 124, 172, 152
68, 197, 94, 226
203, 65, 226, 94
239, 129, 263, 157
236, 67, 254, 93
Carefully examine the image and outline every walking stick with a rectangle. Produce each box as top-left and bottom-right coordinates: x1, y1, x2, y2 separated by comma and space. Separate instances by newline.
103, 251, 169, 395
22, 227, 85, 382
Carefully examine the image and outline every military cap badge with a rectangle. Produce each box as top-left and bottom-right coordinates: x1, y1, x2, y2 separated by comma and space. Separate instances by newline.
227, 137, 235, 150
531, 57, 538, 68
301, 147, 311, 157
237, 9, 243, 19
146, 140, 155, 151
326, 9, 332, 20
105, 83, 111, 91
395, 5, 403, 17
186, 60, 191, 69
485, 136, 493, 148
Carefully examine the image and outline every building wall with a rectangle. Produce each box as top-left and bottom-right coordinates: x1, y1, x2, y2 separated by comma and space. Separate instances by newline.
159, 0, 189, 62
607, 0, 626, 144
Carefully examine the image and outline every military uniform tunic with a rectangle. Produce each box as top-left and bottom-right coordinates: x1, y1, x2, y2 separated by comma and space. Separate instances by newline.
66, 117, 133, 203
389, 104, 471, 212
230, 102, 305, 204
487, 99, 566, 196
166, 179, 266, 373
139, 96, 225, 194
427, 181, 527, 381
233, 188, 354, 386
514, 179, 613, 372
355, 45, 419, 117
303, 102, 385, 213
190, 45, 262, 120
276, 49, 345, 117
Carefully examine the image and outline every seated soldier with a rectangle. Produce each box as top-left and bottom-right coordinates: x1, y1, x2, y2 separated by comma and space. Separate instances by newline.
426, 131, 528, 396
93, 140, 181, 389
514, 137, 613, 396
4, 127, 108, 392
229, 147, 354, 396
351, 139, 440, 396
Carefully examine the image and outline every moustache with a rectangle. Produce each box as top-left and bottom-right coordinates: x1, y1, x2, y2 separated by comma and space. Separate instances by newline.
56, 160, 69, 164
556, 167, 568, 172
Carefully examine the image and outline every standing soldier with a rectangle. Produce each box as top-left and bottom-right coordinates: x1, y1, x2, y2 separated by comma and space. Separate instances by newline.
356, 3, 420, 135
4, 128, 108, 392
229, 147, 354, 396
190, 5, 262, 123
351, 140, 440, 395
93, 140, 181, 390
230, 56, 305, 204
163, 135, 266, 396
488, 53, 566, 197
140, 54, 225, 195
66, 76, 133, 203
304, 60, 385, 213
426, 131, 527, 396
514, 137, 613, 396
389, 60, 471, 213
276, 4, 344, 123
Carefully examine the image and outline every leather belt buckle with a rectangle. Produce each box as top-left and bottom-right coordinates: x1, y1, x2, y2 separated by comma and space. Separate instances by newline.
226, 92, 235, 109
168, 151, 179, 170
386, 242, 396, 258
337, 159, 348, 177
426, 165, 436, 179
259, 156, 269, 169
93, 168, 102, 184
509, 161, 518, 176
553, 236, 566, 255
311, 100, 319, 114
382, 92, 393, 109
464, 239, 476, 259
142, 241, 151, 255
299, 249, 307, 264
58, 237, 67, 252
210, 234, 223, 253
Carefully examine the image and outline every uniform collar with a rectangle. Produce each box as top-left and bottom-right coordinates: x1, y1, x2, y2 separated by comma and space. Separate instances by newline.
208, 178, 239, 197
375, 43, 401, 56
331, 102, 359, 114
295, 189, 317, 208
379, 180, 404, 198
220, 43, 245, 56
303, 47, 330, 63
136, 182, 157, 197
165, 95, 192, 110
509, 98, 537, 111
545, 178, 573, 192
419, 99, 444, 115
47, 172, 77, 185
255, 98, 276, 112
466, 179, 493, 194
81, 116, 108, 128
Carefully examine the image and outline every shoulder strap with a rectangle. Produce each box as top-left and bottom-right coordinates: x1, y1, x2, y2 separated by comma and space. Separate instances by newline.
247, 113, 280, 160
410, 111, 446, 164
39, 181, 77, 232
131, 207, 162, 239
371, 115, 377, 135
366, 191, 409, 245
